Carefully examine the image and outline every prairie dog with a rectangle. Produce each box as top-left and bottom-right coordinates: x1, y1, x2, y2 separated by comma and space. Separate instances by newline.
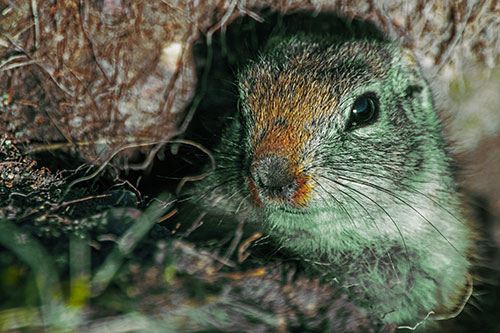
187, 33, 473, 326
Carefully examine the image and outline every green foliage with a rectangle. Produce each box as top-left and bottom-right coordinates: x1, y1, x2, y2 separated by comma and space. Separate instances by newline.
0, 195, 173, 331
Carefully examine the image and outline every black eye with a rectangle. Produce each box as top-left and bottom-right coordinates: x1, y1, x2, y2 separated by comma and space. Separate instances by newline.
347, 94, 378, 129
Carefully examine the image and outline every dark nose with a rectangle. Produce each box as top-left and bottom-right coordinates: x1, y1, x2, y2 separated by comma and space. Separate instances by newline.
251, 155, 297, 202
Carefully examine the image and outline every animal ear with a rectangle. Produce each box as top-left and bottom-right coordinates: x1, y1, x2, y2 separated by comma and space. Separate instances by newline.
395, 46, 440, 126
396, 47, 428, 99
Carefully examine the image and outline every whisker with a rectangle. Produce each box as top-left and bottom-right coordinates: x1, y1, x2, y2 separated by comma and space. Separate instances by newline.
212, 187, 249, 228
316, 175, 400, 277
180, 175, 241, 209
314, 176, 400, 277
235, 193, 253, 215
315, 164, 465, 225
336, 174, 464, 256
318, 174, 410, 260
312, 176, 357, 230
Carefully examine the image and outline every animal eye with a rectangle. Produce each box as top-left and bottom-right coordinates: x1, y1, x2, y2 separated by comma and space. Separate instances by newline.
347, 94, 378, 129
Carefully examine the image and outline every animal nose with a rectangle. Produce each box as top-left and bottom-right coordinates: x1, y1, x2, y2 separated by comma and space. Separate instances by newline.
251, 155, 297, 202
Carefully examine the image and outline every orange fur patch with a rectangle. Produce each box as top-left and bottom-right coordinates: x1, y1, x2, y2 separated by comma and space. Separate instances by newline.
292, 172, 313, 207
244, 71, 337, 207
246, 177, 263, 207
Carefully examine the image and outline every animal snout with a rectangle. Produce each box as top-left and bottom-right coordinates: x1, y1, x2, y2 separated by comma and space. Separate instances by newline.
250, 154, 298, 203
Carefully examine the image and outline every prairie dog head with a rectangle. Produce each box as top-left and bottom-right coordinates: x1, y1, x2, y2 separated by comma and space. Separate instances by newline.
236, 35, 459, 240
229, 35, 474, 264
